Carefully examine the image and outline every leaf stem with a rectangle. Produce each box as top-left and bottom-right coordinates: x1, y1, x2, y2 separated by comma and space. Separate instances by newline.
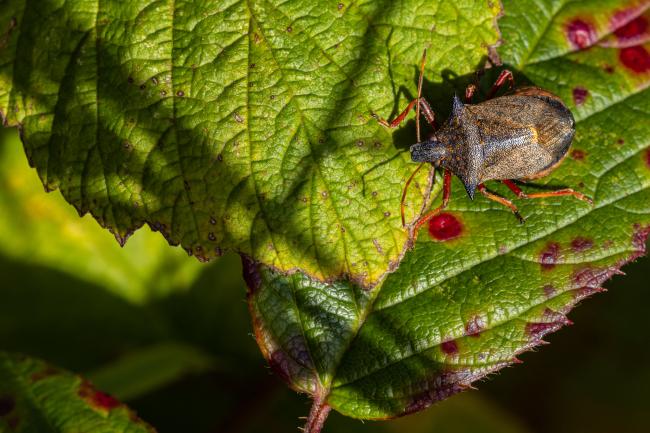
303, 393, 331, 433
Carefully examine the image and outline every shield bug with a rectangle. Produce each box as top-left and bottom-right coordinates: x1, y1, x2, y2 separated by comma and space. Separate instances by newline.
372, 49, 592, 241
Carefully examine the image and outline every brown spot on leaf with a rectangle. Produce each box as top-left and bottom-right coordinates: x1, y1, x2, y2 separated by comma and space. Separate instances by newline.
572, 87, 589, 105
645, 149, 650, 169
539, 242, 560, 270
571, 237, 594, 252
571, 149, 586, 160
428, 213, 463, 241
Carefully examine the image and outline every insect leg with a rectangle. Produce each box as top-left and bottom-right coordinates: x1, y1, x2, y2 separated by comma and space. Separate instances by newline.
371, 97, 436, 128
410, 170, 452, 243
372, 49, 436, 137
478, 183, 525, 224
487, 69, 514, 99
501, 180, 593, 205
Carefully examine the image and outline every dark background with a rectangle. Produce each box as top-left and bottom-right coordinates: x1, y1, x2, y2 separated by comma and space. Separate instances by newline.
1, 126, 648, 433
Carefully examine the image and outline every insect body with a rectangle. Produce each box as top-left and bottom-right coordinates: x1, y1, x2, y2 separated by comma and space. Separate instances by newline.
373, 50, 592, 241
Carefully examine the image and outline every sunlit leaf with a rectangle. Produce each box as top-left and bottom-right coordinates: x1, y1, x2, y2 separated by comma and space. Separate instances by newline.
246, 0, 650, 427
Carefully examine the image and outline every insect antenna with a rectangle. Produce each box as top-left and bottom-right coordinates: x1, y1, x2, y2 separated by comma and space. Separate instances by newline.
415, 48, 427, 143
401, 47, 429, 227
400, 161, 426, 226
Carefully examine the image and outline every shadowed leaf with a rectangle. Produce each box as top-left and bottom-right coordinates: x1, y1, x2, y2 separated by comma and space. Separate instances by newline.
0, 0, 501, 287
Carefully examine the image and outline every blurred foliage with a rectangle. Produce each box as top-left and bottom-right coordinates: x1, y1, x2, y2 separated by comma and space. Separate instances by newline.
0, 126, 648, 432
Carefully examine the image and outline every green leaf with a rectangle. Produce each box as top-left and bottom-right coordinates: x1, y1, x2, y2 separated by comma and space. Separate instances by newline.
0, 0, 501, 287
0, 352, 156, 432
0, 128, 202, 303
87, 342, 217, 401
246, 0, 650, 426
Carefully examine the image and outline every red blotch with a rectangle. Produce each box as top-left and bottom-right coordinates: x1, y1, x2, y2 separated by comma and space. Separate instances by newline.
617, 138, 625, 145
603, 64, 615, 74
572, 87, 589, 105
574, 286, 607, 301
0, 395, 15, 416
428, 213, 463, 241
645, 149, 650, 169
542, 284, 556, 298
571, 237, 594, 252
525, 311, 571, 341
571, 149, 586, 160
464, 316, 485, 337
539, 242, 560, 270
78, 381, 120, 411
611, 7, 645, 29
632, 223, 650, 251
573, 266, 622, 288
619, 46, 650, 73
441, 340, 459, 355
566, 19, 596, 49
614, 15, 648, 41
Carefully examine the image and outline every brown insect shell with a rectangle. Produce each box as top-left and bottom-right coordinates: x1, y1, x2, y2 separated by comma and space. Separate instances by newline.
410, 87, 575, 199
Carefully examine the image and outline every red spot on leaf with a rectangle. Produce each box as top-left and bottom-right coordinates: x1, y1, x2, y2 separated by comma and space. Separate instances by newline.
428, 213, 463, 241
571, 237, 594, 252
441, 340, 459, 355
619, 46, 650, 73
573, 266, 622, 288
525, 311, 570, 340
465, 316, 485, 337
617, 138, 625, 145
572, 87, 589, 105
645, 149, 650, 169
603, 64, 615, 74
611, 7, 645, 29
566, 19, 596, 49
614, 15, 648, 41
0, 395, 15, 416
571, 149, 586, 160
403, 370, 476, 415
574, 286, 607, 302
632, 224, 650, 251
539, 242, 560, 270
78, 381, 120, 411
543, 284, 556, 298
